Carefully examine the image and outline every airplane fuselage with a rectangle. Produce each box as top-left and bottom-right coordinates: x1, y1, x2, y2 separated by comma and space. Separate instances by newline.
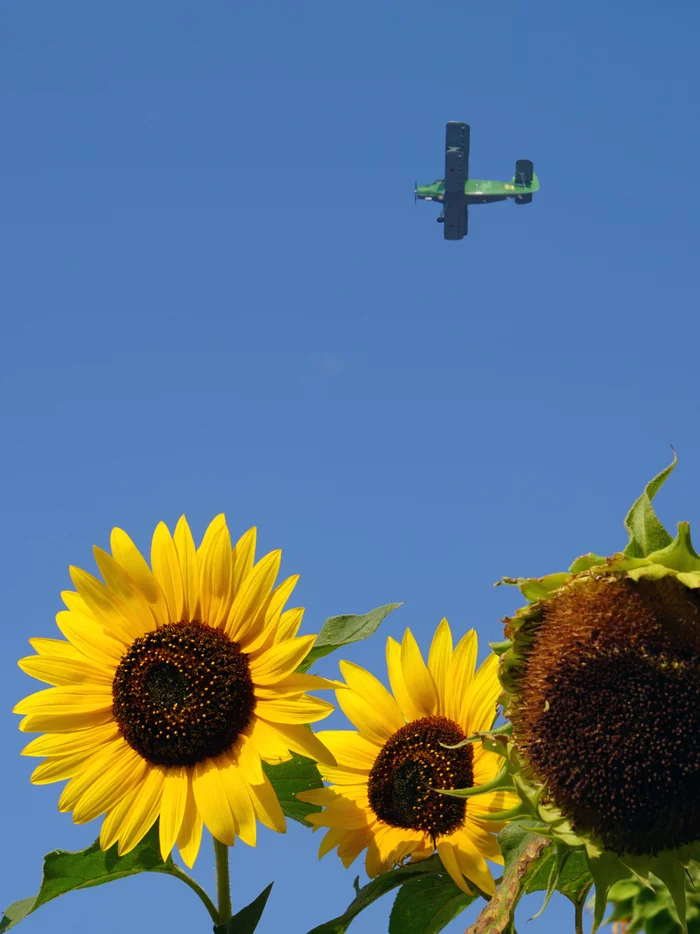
415, 177, 536, 206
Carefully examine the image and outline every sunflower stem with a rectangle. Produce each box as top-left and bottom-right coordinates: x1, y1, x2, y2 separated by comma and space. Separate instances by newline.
166, 866, 220, 924
214, 838, 232, 923
574, 898, 584, 934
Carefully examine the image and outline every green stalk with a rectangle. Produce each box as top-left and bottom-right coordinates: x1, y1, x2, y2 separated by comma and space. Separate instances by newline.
214, 838, 232, 923
574, 898, 584, 934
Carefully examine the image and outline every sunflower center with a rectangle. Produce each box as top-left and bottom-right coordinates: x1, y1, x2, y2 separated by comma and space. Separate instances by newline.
112, 621, 255, 767
367, 715, 474, 838
516, 576, 700, 855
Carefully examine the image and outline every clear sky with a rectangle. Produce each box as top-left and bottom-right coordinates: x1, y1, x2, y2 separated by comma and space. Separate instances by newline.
2, 1, 699, 931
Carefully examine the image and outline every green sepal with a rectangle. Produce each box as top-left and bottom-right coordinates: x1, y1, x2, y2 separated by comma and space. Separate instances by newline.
588, 850, 636, 933
623, 451, 677, 557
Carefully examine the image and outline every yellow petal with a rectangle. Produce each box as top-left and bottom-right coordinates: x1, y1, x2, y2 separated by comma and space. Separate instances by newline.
319, 827, 345, 858
306, 795, 369, 830
199, 523, 234, 629
55, 605, 124, 668
176, 775, 203, 868
69, 565, 144, 643
197, 514, 227, 558
338, 828, 374, 867
159, 767, 189, 860
247, 771, 286, 834
116, 766, 165, 856
174, 516, 200, 622
58, 739, 134, 812
101, 784, 140, 851
338, 661, 405, 735
437, 840, 473, 895
151, 522, 184, 623
18, 655, 113, 687
109, 528, 170, 626
335, 687, 394, 748
400, 629, 438, 717
226, 550, 281, 643
232, 527, 257, 595
192, 758, 236, 846
18, 707, 114, 734
245, 717, 293, 765
386, 637, 424, 722
254, 673, 340, 699
452, 831, 496, 896
93, 546, 158, 633
72, 744, 149, 824
255, 694, 334, 725
28, 638, 83, 659
22, 722, 119, 758
427, 618, 453, 709
219, 755, 257, 847
313, 730, 378, 771
31, 750, 99, 784
274, 607, 304, 644
14, 684, 112, 714
249, 635, 316, 686
461, 654, 500, 735
232, 736, 263, 784
256, 720, 337, 767
243, 575, 300, 655
444, 630, 478, 723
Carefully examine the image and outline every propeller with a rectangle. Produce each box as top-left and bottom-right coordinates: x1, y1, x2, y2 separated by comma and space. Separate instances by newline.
414, 181, 419, 204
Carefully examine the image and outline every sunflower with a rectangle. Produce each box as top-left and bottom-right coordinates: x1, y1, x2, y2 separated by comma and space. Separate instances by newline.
296, 621, 516, 896
490, 522, 700, 930
14, 515, 336, 867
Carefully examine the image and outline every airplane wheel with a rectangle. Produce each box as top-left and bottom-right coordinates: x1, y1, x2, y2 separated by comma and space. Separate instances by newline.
437, 217, 445, 223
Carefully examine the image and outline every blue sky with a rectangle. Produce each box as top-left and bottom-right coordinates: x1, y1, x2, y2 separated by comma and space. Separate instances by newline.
2, 1, 699, 931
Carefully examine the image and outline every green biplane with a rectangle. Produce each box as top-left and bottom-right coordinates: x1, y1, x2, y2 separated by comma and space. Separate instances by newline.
414, 122, 539, 240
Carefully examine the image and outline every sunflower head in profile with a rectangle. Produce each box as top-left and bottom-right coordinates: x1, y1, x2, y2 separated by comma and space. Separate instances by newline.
489, 459, 700, 931
14, 516, 336, 867
297, 620, 516, 896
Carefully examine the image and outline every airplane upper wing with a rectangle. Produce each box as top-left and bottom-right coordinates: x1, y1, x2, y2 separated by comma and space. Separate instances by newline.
443, 200, 468, 240
444, 122, 470, 194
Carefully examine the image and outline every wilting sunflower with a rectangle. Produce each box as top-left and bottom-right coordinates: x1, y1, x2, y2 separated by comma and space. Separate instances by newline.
297, 621, 516, 896
14, 516, 336, 867
485, 461, 700, 931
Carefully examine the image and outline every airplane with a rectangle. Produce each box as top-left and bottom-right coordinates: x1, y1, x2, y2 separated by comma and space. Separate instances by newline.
414, 122, 539, 240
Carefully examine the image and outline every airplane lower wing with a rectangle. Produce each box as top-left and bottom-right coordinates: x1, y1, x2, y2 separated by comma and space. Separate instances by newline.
443, 198, 468, 240
444, 122, 470, 194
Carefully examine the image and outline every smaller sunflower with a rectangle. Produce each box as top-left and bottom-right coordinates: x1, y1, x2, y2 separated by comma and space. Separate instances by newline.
297, 621, 516, 895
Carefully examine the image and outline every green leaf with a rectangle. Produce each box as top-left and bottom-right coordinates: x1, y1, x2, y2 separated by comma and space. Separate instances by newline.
522, 837, 591, 906
306, 855, 445, 934
214, 883, 273, 934
262, 753, 323, 827
298, 603, 403, 673
624, 452, 677, 558
0, 826, 216, 932
389, 874, 477, 934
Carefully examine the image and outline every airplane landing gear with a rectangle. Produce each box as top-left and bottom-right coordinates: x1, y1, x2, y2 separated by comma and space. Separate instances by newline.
437, 216, 445, 223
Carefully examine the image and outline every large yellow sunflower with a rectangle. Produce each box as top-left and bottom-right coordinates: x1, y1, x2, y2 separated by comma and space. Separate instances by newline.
14, 515, 336, 867
297, 620, 515, 895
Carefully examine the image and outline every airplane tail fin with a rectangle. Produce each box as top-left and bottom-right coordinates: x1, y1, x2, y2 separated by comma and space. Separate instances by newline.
513, 159, 534, 188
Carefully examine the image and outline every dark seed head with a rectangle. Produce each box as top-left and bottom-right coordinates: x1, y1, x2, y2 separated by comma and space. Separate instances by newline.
515, 575, 700, 855
367, 715, 474, 839
112, 621, 255, 767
